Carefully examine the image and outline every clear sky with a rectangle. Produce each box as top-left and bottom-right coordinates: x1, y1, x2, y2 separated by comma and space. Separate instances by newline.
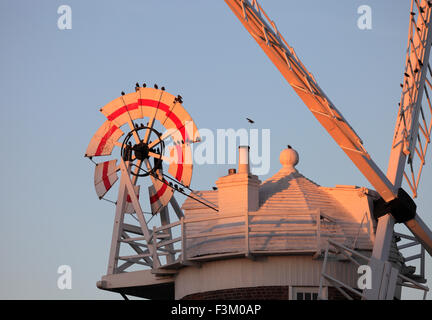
0, 0, 431, 299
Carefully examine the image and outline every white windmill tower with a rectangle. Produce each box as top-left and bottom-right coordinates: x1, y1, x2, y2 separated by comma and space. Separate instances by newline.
85, 1, 432, 300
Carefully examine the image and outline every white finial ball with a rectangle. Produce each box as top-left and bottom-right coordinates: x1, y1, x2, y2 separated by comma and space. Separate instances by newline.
280, 146, 299, 168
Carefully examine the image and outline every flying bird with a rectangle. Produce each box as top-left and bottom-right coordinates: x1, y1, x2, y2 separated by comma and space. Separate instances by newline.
246, 118, 255, 124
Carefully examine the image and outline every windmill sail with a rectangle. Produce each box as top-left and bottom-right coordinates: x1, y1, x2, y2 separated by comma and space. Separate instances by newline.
388, 0, 432, 198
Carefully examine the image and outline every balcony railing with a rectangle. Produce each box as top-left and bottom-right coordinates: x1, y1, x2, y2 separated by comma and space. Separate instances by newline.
117, 209, 324, 273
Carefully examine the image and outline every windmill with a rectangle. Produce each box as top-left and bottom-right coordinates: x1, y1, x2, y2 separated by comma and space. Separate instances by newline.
86, 1, 432, 300
224, 0, 432, 299
85, 85, 205, 278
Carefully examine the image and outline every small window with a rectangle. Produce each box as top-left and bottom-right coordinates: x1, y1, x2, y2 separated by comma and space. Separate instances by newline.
292, 287, 320, 300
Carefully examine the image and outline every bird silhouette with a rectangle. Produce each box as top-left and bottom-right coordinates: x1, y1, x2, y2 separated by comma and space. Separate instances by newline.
246, 118, 255, 124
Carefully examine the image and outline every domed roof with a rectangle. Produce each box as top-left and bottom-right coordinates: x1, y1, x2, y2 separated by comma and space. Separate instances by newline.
260, 147, 336, 213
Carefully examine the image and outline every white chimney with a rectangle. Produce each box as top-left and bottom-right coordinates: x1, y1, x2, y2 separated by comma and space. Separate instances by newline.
216, 145, 261, 213
238, 145, 250, 174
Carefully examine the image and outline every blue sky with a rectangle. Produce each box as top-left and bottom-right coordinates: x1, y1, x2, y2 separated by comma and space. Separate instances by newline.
0, 0, 431, 299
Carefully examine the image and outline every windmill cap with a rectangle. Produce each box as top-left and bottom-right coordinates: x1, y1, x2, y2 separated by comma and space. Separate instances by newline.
280, 146, 299, 168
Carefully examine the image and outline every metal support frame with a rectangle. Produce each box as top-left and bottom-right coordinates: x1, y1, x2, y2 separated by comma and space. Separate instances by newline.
107, 159, 163, 275
107, 162, 130, 274
319, 239, 429, 300
395, 232, 427, 281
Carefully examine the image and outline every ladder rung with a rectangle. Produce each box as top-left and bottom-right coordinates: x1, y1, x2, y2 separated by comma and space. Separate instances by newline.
118, 253, 151, 260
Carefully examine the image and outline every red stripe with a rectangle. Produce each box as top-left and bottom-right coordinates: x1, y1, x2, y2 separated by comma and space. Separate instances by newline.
102, 161, 111, 191
96, 124, 119, 156
107, 99, 190, 142
139, 99, 186, 182
150, 183, 168, 204
174, 144, 184, 181
139, 99, 189, 142
107, 103, 139, 121
126, 193, 139, 203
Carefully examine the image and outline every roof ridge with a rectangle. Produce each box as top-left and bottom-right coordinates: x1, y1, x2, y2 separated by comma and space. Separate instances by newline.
290, 175, 313, 210
259, 171, 315, 209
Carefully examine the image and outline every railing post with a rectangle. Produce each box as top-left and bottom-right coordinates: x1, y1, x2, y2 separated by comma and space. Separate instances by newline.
245, 210, 250, 257
181, 217, 186, 263
318, 241, 330, 300
421, 246, 425, 279
152, 226, 160, 269
316, 209, 321, 255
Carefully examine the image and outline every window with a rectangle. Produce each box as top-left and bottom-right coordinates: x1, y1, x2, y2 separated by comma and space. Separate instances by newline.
291, 287, 323, 300
296, 292, 318, 300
